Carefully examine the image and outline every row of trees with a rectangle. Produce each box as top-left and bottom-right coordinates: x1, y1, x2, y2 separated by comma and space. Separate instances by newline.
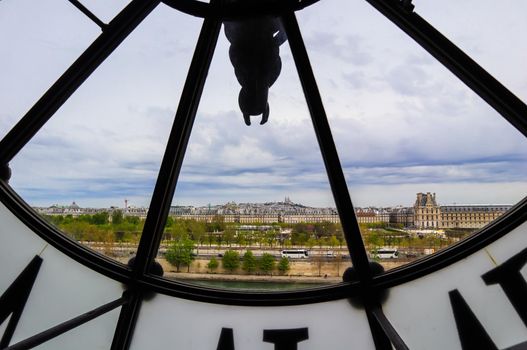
291, 222, 342, 239
47, 212, 348, 245
165, 219, 347, 249
216, 250, 290, 275
164, 237, 290, 275
45, 212, 464, 254
361, 225, 473, 252
44, 212, 143, 243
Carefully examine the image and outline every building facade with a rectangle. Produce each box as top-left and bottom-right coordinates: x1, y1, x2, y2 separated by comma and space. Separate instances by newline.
413, 192, 511, 229
33, 194, 511, 229
414, 192, 442, 228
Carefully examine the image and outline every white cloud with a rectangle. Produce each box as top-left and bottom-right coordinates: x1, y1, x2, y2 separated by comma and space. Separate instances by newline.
2, 0, 526, 209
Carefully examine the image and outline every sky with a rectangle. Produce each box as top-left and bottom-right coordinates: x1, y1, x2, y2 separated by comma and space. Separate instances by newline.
1, 0, 526, 209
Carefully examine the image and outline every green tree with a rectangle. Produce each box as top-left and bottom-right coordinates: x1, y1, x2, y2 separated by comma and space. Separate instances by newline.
365, 231, 382, 249
265, 231, 277, 248
223, 226, 236, 247
172, 220, 187, 241
292, 222, 308, 234
307, 237, 317, 250
203, 234, 212, 247
111, 210, 123, 225
291, 231, 308, 246
188, 220, 205, 252
125, 216, 140, 225
259, 253, 275, 275
278, 257, 290, 275
165, 216, 174, 228
64, 214, 74, 224
236, 232, 248, 247
222, 250, 240, 273
209, 215, 225, 232
216, 234, 223, 248
313, 254, 323, 277
207, 257, 219, 273
242, 250, 257, 274
314, 222, 333, 239
165, 238, 195, 272
328, 235, 339, 249
318, 237, 328, 248
91, 212, 109, 225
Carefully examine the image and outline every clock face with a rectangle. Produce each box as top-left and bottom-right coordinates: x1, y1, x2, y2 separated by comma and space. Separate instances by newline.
1, 0, 527, 349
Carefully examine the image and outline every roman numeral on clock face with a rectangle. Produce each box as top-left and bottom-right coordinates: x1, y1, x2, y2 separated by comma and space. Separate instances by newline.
0, 256, 42, 348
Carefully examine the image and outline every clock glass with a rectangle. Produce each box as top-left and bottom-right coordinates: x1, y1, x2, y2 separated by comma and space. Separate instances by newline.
1, 0, 527, 349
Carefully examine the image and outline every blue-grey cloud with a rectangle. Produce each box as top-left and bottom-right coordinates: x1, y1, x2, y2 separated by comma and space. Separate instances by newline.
342, 70, 368, 90
305, 32, 373, 66
4, 0, 527, 209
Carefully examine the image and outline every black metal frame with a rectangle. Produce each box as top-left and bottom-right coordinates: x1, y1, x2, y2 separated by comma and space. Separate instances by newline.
67, 0, 107, 30
4, 296, 126, 350
162, 0, 319, 20
0, 256, 42, 348
1, 0, 526, 348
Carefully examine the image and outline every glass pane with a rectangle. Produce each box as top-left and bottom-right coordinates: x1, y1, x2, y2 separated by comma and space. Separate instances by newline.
297, 0, 527, 271
383, 221, 527, 349
8, 3, 202, 263
0, 0, 101, 139
159, 19, 351, 290
0, 201, 124, 348
130, 295, 375, 349
417, 0, 527, 103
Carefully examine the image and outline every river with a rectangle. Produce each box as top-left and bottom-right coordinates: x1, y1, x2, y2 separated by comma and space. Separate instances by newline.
184, 279, 331, 291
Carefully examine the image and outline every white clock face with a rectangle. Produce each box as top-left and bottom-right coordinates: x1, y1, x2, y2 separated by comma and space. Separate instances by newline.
1, 0, 527, 349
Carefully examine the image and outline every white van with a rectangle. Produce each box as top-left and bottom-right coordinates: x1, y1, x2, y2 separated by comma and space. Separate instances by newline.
281, 249, 309, 259
372, 248, 399, 259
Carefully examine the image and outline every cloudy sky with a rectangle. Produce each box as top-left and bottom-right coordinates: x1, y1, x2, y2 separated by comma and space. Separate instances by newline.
1, 0, 526, 208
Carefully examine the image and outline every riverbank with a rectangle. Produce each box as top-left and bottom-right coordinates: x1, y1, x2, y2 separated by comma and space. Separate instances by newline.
117, 256, 409, 282
164, 271, 342, 284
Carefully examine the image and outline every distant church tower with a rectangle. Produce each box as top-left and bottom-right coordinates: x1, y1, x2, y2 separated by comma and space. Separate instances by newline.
414, 192, 441, 229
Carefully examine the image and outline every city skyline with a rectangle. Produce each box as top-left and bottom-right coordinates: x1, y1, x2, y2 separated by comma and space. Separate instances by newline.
34, 192, 512, 230
33, 192, 515, 211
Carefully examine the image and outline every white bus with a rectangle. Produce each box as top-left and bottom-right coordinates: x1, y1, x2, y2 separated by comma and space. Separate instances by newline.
372, 248, 399, 259
281, 249, 309, 259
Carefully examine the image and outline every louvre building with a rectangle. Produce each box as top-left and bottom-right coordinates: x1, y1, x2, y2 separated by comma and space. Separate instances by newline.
413, 192, 511, 229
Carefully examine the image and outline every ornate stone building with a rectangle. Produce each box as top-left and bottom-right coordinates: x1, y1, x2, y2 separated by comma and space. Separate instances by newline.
413, 192, 511, 229
414, 192, 442, 228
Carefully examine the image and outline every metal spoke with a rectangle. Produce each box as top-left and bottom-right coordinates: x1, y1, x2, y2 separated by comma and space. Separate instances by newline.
110, 290, 143, 350
282, 12, 373, 283
67, 0, 107, 30
369, 305, 410, 350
